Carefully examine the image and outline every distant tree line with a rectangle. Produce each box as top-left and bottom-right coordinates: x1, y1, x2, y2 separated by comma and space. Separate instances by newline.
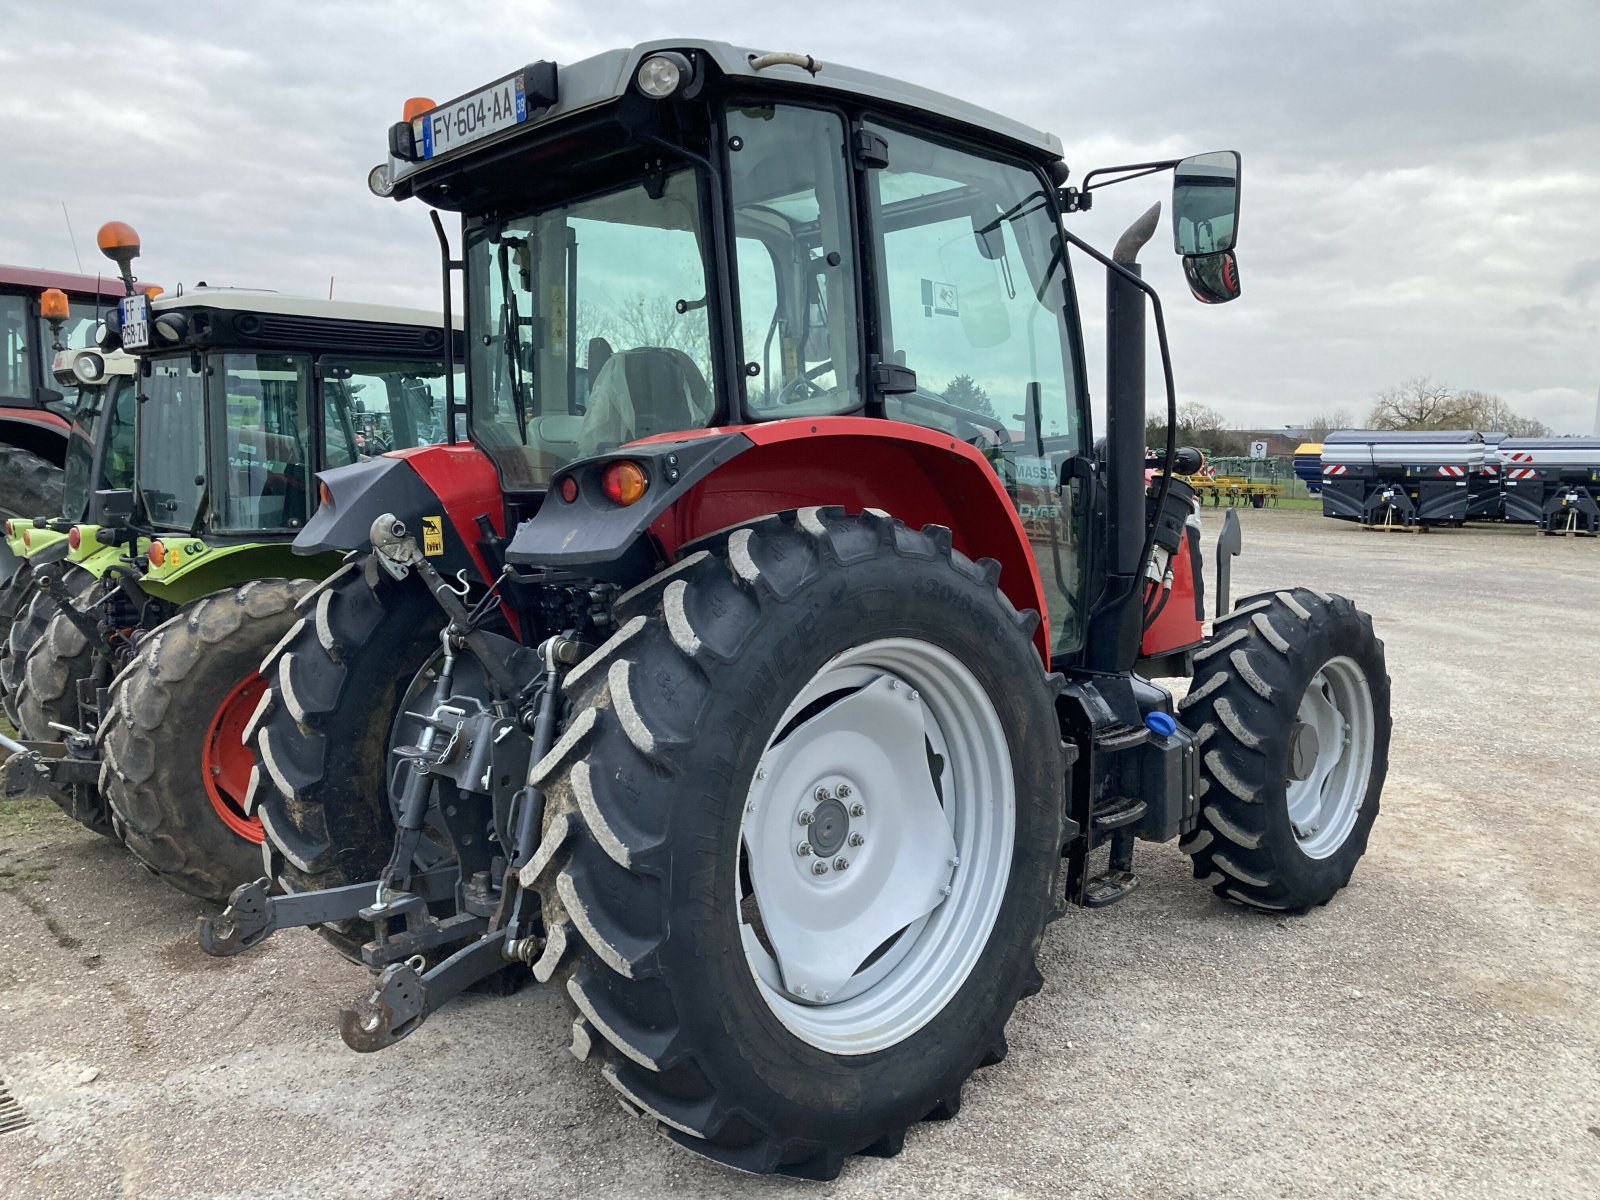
1360, 377, 1550, 436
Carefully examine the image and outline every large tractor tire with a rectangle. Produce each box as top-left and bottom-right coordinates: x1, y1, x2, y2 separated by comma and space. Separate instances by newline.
13, 570, 103, 741
99, 578, 313, 903
1178, 588, 1390, 912
528, 508, 1065, 1178
0, 447, 64, 524
0, 557, 68, 725
246, 561, 450, 955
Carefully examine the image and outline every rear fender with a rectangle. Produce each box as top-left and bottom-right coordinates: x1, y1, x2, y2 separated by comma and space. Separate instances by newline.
295, 444, 504, 583
509, 417, 1050, 662
140, 542, 345, 606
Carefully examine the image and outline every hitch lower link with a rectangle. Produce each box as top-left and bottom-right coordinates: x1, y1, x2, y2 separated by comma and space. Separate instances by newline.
197, 516, 572, 1053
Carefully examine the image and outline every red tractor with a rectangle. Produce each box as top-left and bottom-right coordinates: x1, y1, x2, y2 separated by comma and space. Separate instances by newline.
202, 42, 1390, 1179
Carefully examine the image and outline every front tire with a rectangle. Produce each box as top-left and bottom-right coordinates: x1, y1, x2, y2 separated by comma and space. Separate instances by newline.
99, 579, 313, 902
1178, 588, 1390, 912
530, 509, 1064, 1178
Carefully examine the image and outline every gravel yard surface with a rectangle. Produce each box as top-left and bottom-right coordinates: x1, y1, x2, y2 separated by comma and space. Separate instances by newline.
1, 507, 1596, 1199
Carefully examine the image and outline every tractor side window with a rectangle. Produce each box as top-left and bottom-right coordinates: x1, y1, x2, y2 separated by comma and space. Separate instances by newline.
137, 356, 207, 531
726, 105, 862, 417
210, 352, 314, 533
865, 125, 1088, 656
0, 294, 30, 401
321, 385, 357, 468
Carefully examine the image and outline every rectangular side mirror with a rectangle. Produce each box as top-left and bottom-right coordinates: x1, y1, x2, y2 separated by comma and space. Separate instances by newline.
1172, 150, 1241, 256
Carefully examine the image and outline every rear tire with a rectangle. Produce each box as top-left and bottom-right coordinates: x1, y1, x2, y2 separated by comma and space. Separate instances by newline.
1178, 588, 1390, 912
0, 556, 81, 726
0, 447, 64, 523
246, 562, 447, 955
99, 579, 313, 902
530, 509, 1064, 1178
14, 569, 103, 741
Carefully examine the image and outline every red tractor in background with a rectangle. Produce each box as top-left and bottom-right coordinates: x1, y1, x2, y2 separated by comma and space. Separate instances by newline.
201, 42, 1390, 1179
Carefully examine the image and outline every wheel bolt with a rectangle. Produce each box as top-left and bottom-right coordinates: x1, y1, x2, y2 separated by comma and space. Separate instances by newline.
797, 841, 813, 857
837, 784, 852, 798
848, 833, 864, 847
811, 861, 830, 876
908, 689, 920, 702
814, 786, 831, 802
834, 857, 850, 871
850, 802, 865, 817
756, 767, 767, 781
798, 810, 814, 826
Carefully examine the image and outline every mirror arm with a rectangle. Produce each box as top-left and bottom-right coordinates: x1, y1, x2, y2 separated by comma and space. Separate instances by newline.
1080, 158, 1182, 194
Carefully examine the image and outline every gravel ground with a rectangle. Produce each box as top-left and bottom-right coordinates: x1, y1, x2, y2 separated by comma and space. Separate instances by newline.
0, 507, 1596, 1199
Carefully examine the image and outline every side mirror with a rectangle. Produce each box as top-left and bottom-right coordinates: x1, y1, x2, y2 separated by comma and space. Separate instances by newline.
1172, 150, 1240, 256
1183, 250, 1241, 305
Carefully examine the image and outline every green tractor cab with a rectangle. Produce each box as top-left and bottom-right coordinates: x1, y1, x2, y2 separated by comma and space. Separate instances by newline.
2, 226, 460, 899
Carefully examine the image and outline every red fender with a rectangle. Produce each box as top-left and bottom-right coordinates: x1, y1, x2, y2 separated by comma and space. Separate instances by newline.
386, 442, 505, 580
638, 417, 1051, 663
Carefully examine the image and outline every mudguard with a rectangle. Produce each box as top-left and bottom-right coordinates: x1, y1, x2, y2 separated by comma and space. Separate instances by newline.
296, 444, 505, 582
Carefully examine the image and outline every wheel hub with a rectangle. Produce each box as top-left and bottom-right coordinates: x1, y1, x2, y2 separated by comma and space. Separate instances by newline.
1288, 721, 1320, 781
803, 793, 853, 859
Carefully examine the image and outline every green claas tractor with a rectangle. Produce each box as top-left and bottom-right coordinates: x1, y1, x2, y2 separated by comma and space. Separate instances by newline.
200, 42, 1392, 1179
0, 222, 458, 902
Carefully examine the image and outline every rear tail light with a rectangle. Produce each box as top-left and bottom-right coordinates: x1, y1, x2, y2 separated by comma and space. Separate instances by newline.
600, 460, 648, 506
21, 528, 31, 548
318, 480, 333, 510
558, 475, 579, 503
67, 525, 82, 551
148, 540, 166, 567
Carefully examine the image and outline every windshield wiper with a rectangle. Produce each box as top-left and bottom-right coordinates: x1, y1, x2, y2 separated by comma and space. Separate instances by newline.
497, 243, 530, 442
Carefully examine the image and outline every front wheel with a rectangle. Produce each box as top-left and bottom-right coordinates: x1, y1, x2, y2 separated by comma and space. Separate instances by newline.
1178, 588, 1391, 912
530, 509, 1064, 1178
98, 579, 313, 902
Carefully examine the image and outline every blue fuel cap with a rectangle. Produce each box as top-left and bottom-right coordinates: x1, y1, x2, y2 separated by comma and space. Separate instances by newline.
1144, 711, 1177, 738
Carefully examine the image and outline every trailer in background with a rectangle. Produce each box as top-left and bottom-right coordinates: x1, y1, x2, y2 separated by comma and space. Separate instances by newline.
1294, 442, 1323, 494
1320, 429, 1484, 529
1467, 431, 1507, 521
1500, 436, 1600, 536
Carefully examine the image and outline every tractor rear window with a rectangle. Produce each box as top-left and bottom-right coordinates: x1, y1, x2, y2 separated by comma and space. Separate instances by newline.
322, 356, 453, 458
466, 169, 717, 490
138, 356, 207, 531
0, 294, 30, 401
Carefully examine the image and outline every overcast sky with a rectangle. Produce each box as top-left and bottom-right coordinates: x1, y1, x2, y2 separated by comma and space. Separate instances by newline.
4, 1, 1596, 433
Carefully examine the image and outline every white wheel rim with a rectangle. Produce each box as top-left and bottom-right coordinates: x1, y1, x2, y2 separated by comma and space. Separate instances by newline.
1285, 655, 1374, 859
737, 637, 1015, 1056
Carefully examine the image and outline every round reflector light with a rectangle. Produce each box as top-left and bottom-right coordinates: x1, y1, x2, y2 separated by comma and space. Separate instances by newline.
558, 475, 579, 503
148, 540, 166, 567
600, 461, 649, 506
67, 525, 81, 551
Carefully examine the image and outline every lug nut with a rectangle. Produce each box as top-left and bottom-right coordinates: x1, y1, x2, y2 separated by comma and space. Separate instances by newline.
850, 802, 865, 817
811, 861, 830, 875
756, 767, 767, 781
814, 786, 831, 803
833, 857, 850, 871
848, 832, 864, 847
908, 689, 919, 701
837, 784, 852, 798
798, 810, 815, 826
797, 841, 813, 857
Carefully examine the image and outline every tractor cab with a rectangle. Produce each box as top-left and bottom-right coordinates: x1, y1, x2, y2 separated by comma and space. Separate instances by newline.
366, 42, 1237, 666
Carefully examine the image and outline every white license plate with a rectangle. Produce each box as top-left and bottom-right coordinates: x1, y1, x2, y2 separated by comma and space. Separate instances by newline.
120, 295, 149, 351
415, 75, 527, 160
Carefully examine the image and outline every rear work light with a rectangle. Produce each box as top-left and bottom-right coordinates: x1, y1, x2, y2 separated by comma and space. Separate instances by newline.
600, 460, 648, 506
67, 526, 82, 551
148, 540, 166, 567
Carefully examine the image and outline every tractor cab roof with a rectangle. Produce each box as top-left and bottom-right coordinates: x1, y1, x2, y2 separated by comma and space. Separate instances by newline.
386, 39, 1066, 209
133, 287, 460, 359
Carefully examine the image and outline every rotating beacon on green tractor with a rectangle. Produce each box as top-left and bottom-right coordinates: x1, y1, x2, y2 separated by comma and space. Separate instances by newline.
3, 220, 460, 903
203, 42, 1393, 1179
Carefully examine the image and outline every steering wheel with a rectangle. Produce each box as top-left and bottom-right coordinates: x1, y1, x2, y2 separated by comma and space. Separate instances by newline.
774, 360, 835, 406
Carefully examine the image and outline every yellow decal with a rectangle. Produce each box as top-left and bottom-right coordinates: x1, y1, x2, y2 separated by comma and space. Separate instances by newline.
168, 546, 183, 568
422, 516, 445, 556
548, 286, 567, 357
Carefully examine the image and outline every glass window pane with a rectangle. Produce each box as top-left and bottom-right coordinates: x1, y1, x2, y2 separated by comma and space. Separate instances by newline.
138, 356, 207, 531
324, 358, 454, 457
211, 352, 313, 532
1, 294, 31, 401
468, 170, 716, 489
727, 105, 861, 417
865, 125, 1087, 655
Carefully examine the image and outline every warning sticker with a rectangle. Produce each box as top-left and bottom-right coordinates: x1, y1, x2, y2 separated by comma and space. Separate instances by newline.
422, 516, 445, 556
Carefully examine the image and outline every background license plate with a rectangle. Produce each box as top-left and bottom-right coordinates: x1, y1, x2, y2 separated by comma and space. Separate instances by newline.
417, 76, 527, 159
120, 295, 149, 350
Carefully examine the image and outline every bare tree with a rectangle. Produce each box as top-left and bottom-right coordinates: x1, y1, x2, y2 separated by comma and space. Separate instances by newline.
1367, 377, 1471, 429
1302, 409, 1354, 440
1452, 390, 1551, 437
